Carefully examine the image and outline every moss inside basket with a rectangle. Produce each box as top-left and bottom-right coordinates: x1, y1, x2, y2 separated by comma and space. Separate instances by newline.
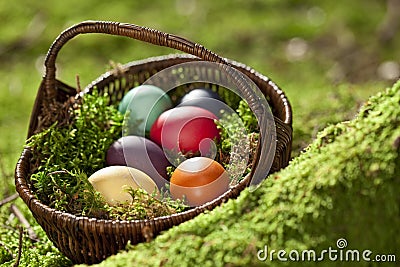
25, 86, 259, 220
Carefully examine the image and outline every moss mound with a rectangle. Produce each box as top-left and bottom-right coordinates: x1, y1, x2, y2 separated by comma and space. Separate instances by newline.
86, 81, 399, 267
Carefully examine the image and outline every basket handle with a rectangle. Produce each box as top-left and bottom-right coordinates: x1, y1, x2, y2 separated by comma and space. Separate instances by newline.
43, 20, 228, 98
40, 21, 276, 188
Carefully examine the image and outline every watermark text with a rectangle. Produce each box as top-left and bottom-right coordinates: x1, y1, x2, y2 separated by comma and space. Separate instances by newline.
257, 238, 396, 263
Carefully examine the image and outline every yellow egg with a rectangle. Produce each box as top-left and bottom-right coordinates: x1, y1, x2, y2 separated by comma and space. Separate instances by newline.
88, 166, 159, 206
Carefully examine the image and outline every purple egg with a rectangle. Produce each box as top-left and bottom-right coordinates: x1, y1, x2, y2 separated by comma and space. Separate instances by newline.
178, 88, 232, 118
106, 136, 170, 190
177, 97, 232, 118
179, 88, 222, 103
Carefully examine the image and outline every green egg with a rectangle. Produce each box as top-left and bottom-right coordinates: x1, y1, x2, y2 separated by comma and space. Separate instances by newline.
119, 85, 172, 136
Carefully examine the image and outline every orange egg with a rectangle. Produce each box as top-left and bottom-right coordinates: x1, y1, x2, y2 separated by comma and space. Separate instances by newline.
170, 157, 230, 206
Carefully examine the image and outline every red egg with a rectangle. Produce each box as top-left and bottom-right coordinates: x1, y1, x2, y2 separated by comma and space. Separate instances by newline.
170, 157, 230, 206
149, 106, 220, 155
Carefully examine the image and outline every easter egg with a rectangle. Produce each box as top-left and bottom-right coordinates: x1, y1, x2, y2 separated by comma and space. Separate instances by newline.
177, 97, 231, 118
178, 88, 232, 118
170, 157, 230, 206
88, 166, 159, 206
106, 136, 170, 189
149, 106, 220, 156
119, 85, 172, 136
178, 88, 222, 104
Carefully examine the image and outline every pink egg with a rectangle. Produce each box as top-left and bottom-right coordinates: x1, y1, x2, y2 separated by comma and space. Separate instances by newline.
149, 106, 220, 156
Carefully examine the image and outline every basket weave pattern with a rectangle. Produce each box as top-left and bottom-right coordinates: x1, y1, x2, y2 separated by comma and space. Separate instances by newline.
15, 21, 292, 264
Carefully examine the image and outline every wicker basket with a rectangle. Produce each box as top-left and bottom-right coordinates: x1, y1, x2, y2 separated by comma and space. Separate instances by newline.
15, 21, 292, 264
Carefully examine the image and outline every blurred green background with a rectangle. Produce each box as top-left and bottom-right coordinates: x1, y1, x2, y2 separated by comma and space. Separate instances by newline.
0, 0, 399, 265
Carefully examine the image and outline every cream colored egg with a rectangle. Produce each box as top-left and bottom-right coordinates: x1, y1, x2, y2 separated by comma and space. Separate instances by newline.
88, 166, 159, 206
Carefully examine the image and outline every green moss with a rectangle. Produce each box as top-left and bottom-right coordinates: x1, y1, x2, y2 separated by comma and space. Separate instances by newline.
25, 90, 124, 217
0, 199, 72, 267
87, 81, 400, 266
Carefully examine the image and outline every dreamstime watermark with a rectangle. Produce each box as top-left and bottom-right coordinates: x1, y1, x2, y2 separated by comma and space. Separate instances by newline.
257, 238, 397, 263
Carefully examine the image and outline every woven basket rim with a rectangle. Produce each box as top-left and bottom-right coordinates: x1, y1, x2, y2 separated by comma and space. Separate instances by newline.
16, 53, 292, 224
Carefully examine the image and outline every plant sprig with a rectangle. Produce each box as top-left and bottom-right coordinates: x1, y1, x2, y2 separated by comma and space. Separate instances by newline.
215, 99, 259, 181
107, 188, 188, 220
26, 89, 124, 217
